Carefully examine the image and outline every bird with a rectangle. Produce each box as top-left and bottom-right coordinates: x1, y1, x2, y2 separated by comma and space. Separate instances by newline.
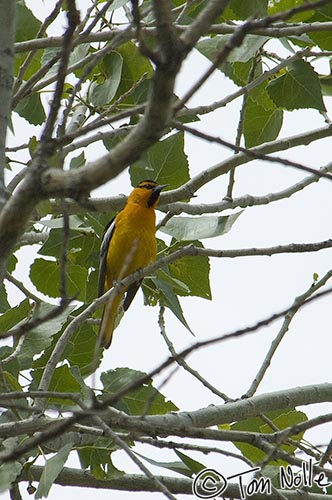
97, 180, 168, 348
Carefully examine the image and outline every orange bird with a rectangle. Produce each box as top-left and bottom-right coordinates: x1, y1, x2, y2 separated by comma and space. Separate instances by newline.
98, 180, 168, 348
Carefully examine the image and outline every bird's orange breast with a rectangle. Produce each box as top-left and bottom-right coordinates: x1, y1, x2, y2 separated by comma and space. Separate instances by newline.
105, 203, 157, 288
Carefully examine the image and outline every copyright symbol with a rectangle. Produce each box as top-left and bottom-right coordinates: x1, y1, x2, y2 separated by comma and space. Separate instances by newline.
192, 468, 227, 498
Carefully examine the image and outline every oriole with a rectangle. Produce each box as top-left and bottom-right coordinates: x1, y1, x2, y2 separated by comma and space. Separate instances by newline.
97, 180, 168, 348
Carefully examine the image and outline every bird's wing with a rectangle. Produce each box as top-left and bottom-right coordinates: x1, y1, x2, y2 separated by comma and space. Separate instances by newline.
98, 217, 116, 297
123, 280, 143, 311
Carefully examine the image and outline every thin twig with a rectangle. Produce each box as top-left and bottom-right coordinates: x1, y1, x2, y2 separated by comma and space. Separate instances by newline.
1, 335, 25, 366
1, 298, 71, 340
226, 54, 259, 199
5, 272, 42, 303
40, 1, 80, 144
59, 201, 70, 302
13, 0, 64, 95
243, 268, 332, 398
176, 0, 332, 111
173, 121, 332, 182
158, 306, 230, 401
182, 48, 309, 119
91, 412, 178, 500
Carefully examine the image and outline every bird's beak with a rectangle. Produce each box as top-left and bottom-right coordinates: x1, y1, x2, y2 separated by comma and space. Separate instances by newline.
148, 184, 169, 207
154, 184, 169, 194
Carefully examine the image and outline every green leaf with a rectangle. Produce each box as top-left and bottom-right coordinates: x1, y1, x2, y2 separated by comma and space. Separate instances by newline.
0, 298, 31, 332
31, 365, 82, 405
69, 151, 86, 169
40, 47, 61, 81
232, 409, 308, 464
151, 276, 193, 334
30, 258, 88, 301
268, 0, 314, 21
224, 0, 268, 19
14, 50, 42, 81
40, 44, 89, 82
175, 450, 205, 475
0, 347, 20, 381
161, 212, 242, 241
320, 75, 332, 97
16, 2, 42, 42
38, 215, 85, 230
134, 450, 193, 478
307, 4, 332, 49
78, 442, 123, 480
250, 81, 278, 111
154, 269, 191, 296
222, 59, 262, 87
35, 443, 72, 499
108, 0, 130, 10
15, 93, 46, 125
101, 367, 178, 415
267, 61, 326, 112
84, 212, 113, 238
31, 304, 101, 376
38, 227, 100, 267
7, 254, 18, 274
168, 0, 217, 24
0, 371, 23, 395
63, 322, 101, 378
197, 34, 268, 66
19, 303, 75, 370
90, 52, 123, 106
130, 132, 189, 189
0, 284, 10, 313
0, 462, 22, 493
114, 41, 153, 103
244, 97, 283, 147
168, 241, 211, 299
70, 43, 90, 69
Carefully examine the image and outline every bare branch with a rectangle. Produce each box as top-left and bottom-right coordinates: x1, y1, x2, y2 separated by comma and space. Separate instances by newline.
13, 0, 64, 96
167, 161, 332, 216
174, 121, 332, 182
5, 272, 42, 303
17, 465, 332, 499
18, 466, 193, 495
13, 22, 332, 54
40, 1, 80, 144
243, 268, 332, 398
180, 0, 231, 49
158, 306, 230, 401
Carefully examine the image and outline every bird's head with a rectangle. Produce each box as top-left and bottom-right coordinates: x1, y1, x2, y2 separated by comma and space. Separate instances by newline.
128, 180, 168, 208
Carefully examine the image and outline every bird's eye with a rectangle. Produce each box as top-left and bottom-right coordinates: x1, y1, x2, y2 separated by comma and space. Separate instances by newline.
138, 180, 157, 190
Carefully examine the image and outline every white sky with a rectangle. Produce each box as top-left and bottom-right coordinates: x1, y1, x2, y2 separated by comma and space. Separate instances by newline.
3, 1, 332, 499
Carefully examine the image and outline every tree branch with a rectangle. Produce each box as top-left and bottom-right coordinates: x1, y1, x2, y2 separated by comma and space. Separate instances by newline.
0, 0, 15, 209
17, 465, 332, 499
167, 161, 332, 215
13, 22, 332, 54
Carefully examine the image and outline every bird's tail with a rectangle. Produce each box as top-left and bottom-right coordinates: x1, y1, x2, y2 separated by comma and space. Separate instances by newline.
99, 292, 123, 349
